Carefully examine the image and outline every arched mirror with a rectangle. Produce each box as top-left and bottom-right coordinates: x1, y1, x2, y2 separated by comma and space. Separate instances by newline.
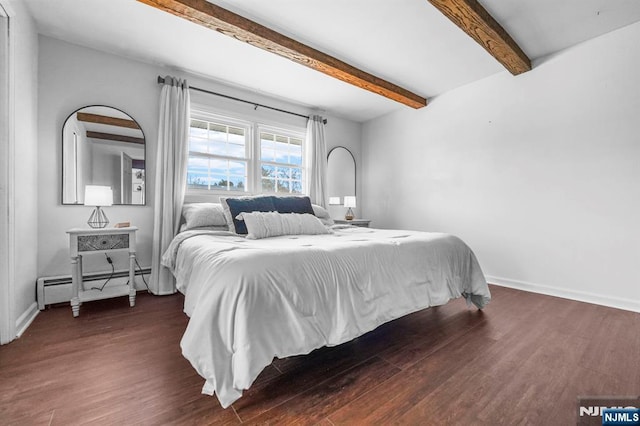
62, 106, 146, 205
327, 146, 356, 204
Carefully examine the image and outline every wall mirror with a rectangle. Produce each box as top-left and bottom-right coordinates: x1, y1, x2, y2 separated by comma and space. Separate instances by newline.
62, 105, 146, 205
327, 146, 356, 203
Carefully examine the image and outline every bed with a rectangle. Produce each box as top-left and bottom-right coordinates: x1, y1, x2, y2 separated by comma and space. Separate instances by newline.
162, 198, 491, 408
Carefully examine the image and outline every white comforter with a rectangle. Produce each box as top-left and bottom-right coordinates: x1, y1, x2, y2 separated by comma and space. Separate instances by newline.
162, 226, 490, 408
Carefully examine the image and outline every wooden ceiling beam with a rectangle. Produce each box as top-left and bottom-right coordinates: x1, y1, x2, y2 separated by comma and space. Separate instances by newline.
77, 112, 140, 129
87, 131, 145, 145
427, 0, 531, 75
137, 0, 427, 108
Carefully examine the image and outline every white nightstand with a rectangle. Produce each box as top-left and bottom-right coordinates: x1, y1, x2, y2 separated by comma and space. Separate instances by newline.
66, 227, 138, 317
334, 219, 371, 228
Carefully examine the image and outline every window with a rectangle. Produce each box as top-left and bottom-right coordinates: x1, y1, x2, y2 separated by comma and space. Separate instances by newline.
259, 129, 304, 194
187, 117, 249, 192
187, 110, 306, 197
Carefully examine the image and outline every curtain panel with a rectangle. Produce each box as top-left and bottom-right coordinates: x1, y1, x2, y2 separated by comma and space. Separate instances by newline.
150, 76, 190, 295
306, 115, 328, 208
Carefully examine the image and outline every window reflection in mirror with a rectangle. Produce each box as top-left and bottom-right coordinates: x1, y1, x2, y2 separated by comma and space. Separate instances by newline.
62, 106, 145, 205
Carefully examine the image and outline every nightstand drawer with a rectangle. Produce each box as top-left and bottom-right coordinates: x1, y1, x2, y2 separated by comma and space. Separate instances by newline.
78, 234, 129, 252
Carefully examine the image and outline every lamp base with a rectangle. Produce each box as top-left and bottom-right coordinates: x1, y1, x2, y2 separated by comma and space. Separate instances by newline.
88, 206, 109, 228
345, 207, 354, 221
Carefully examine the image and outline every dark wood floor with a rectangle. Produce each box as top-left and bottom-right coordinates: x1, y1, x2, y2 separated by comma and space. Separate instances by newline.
1, 285, 638, 425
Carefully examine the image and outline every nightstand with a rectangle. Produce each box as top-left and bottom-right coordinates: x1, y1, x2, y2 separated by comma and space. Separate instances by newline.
66, 227, 138, 317
334, 219, 371, 228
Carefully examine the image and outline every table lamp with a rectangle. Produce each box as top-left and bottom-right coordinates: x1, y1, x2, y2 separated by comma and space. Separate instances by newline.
84, 185, 113, 228
343, 196, 356, 220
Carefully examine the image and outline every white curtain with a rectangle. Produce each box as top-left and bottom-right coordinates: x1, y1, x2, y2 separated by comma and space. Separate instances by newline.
306, 115, 327, 207
150, 76, 190, 295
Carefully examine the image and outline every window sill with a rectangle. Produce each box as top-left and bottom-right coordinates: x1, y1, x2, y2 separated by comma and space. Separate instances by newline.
184, 190, 309, 204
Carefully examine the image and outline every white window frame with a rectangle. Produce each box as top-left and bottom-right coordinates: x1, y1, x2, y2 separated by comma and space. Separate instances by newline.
257, 124, 306, 195
186, 106, 307, 201
187, 110, 253, 198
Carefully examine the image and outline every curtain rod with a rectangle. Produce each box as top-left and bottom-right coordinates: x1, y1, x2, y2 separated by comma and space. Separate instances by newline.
157, 76, 327, 124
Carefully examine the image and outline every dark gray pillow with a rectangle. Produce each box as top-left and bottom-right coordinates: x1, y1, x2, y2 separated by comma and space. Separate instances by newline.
272, 196, 315, 215
223, 196, 276, 235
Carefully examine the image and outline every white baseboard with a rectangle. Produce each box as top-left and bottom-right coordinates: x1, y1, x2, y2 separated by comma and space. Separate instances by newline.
37, 269, 151, 309
15, 302, 38, 338
486, 275, 640, 313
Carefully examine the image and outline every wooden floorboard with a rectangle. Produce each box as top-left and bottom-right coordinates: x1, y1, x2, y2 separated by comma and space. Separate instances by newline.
0, 285, 637, 425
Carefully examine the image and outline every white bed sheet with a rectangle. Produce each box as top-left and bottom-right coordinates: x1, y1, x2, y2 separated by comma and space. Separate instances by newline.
162, 226, 490, 408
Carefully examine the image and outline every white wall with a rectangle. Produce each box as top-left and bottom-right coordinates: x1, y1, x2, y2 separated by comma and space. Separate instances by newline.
362, 22, 640, 312
37, 36, 361, 280
38, 36, 160, 277
324, 116, 362, 220
9, 0, 39, 334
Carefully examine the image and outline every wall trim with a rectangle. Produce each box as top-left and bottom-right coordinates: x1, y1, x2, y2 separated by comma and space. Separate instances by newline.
487, 275, 640, 313
15, 302, 38, 338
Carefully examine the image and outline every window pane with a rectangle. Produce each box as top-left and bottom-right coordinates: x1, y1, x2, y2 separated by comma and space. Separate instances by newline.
289, 145, 302, 165
228, 161, 246, 177
227, 143, 245, 158
190, 120, 208, 138
277, 166, 291, 180
208, 158, 227, 176
290, 167, 302, 180
291, 180, 302, 194
261, 178, 275, 192
209, 123, 226, 139
208, 141, 227, 156
261, 164, 275, 179
276, 179, 290, 193
228, 127, 245, 145
261, 134, 276, 161
187, 157, 209, 189
189, 137, 209, 154
275, 139, 289, 161
209, 134, 227, 148
210, 174, 227, 190
231, 176, 247, 191
274, 149, 288, 164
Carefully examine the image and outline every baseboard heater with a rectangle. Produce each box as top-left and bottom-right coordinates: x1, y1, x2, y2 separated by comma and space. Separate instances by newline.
36, 267, 151, 310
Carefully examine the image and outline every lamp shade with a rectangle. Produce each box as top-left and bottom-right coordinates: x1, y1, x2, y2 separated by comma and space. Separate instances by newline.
343, 196, 356, 208
329, 197, 341, 205
84, 185, 113, 207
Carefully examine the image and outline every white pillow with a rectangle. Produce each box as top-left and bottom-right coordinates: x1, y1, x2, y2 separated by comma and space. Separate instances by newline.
312, 204, 335, 226
179, 224, 229, 233
181, 203, 227, 231
237, 211, 330, 240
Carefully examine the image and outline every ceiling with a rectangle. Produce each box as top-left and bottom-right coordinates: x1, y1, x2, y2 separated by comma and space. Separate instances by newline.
24, 0, 640, 122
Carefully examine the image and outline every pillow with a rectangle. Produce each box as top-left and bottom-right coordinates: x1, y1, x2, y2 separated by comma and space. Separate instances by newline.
179, 224, 229, 233
237, 211, 330, 240
181, 203, 227, 231
272, 196, 315, 215
220, 196, 276, 234
312, 204, 334, 227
